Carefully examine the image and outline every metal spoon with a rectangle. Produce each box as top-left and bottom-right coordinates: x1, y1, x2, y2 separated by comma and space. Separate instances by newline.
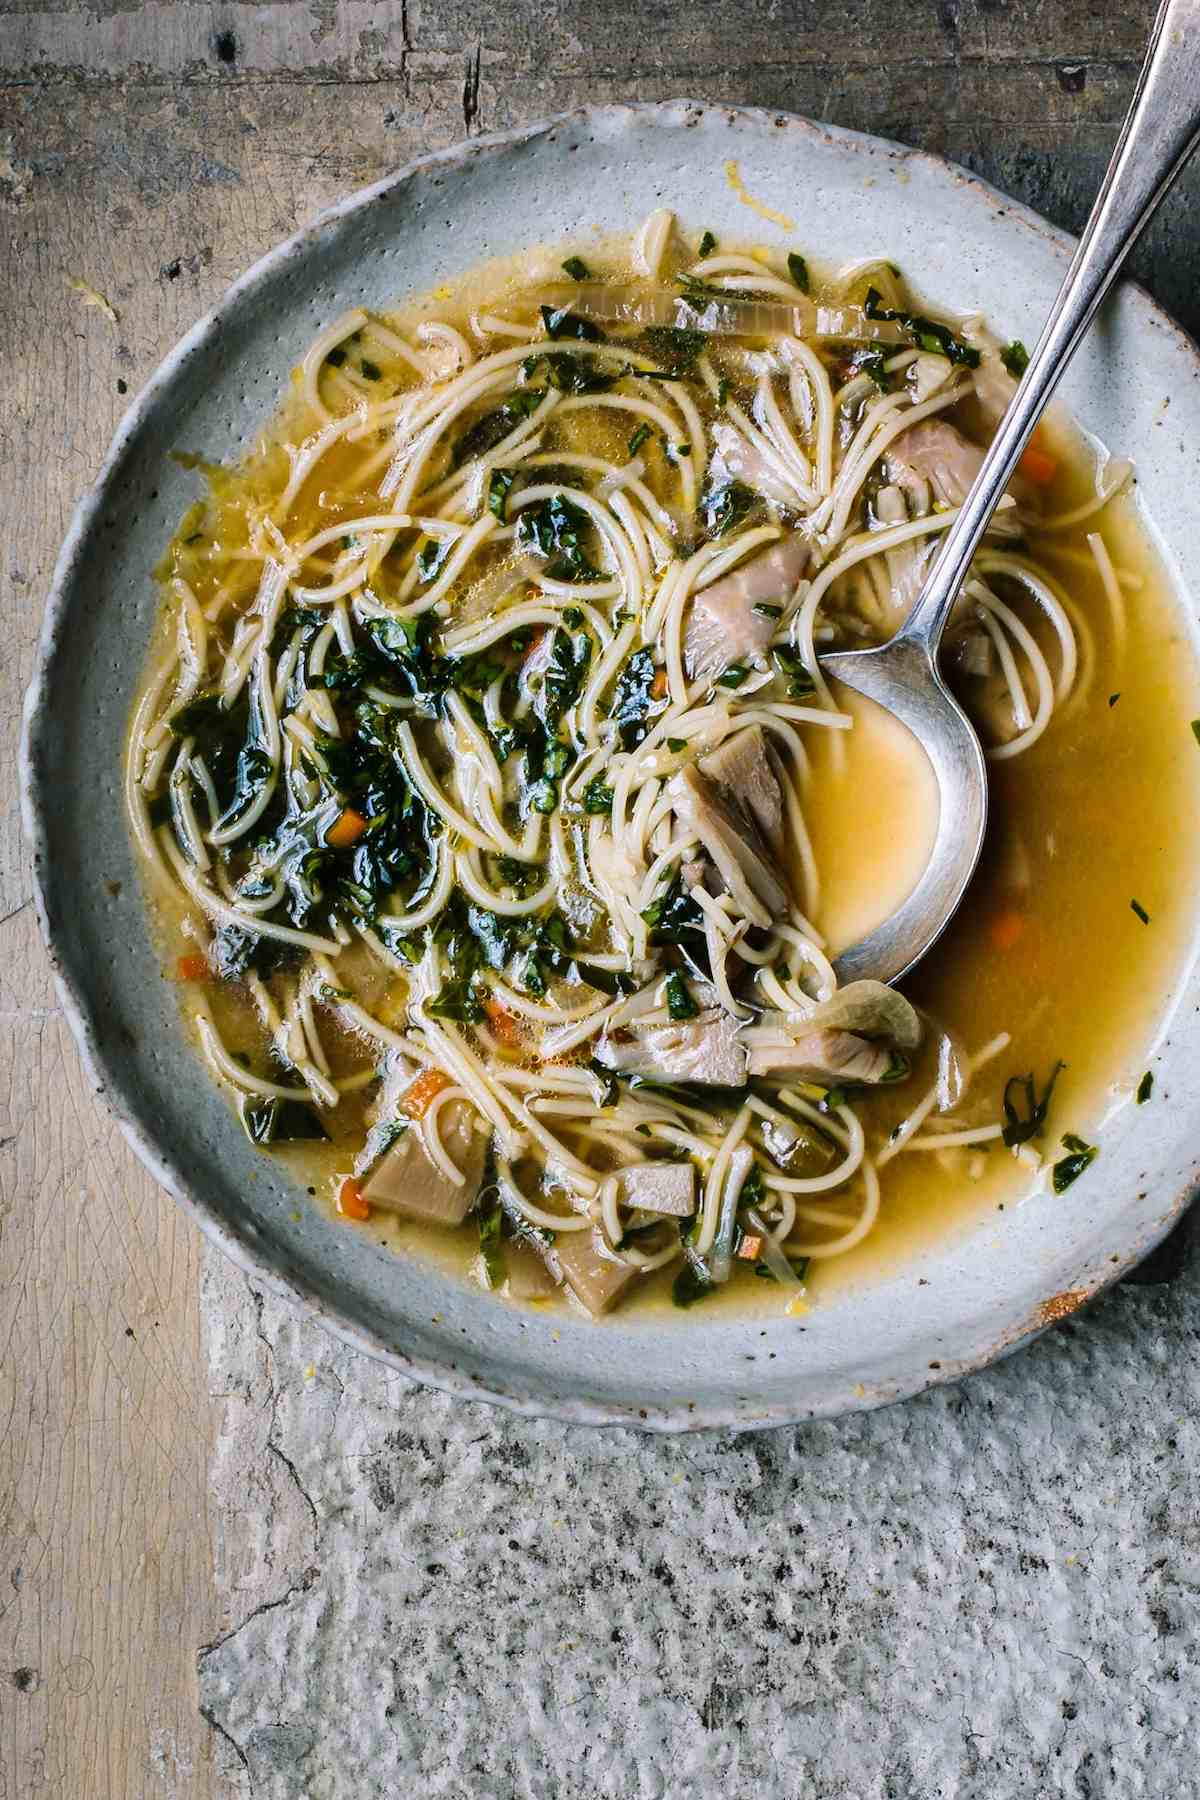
828, 0, 1200, 986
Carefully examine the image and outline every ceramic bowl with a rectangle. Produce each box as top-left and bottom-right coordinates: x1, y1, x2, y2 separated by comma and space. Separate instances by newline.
22, 101, 1200, 1430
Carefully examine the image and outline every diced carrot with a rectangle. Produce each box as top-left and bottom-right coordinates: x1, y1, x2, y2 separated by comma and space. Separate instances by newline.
338, 1176, 371, 1221
484, 996, 521, 1046
326, 807, 368, 850
400, 1067, 453, 1120
990, 910, 1025, 952
1019, 437, 1058, 488
736, 1234, 763, 1261
651, 668, 669, 700
176, 952, 210, 982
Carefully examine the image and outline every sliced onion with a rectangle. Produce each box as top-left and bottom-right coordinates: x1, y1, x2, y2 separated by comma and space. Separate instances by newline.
538, 284, 912, 345
928, 1014, 970, 1112
807, 980, 922, 1050
746, 1208, 805, 1291
597, 456, 646, 499
459, 552, 542, 618
709, 1146, 754, 1284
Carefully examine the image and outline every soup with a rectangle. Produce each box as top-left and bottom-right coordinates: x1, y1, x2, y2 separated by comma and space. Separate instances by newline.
124, 213, 1200, 1321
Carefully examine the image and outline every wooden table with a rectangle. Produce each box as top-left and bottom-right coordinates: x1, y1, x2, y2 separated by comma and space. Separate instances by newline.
2, 4, 1196, 1795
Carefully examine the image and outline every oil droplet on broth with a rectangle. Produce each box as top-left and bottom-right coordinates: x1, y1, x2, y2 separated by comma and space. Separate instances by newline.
803, 686, 940, 954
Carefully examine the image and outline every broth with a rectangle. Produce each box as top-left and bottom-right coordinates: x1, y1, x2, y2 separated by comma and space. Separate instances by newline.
125, 228, 1200, 1322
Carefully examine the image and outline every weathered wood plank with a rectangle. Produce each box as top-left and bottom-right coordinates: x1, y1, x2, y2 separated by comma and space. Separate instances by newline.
2, 2, 1196, 1792
0, 0, 1155, 84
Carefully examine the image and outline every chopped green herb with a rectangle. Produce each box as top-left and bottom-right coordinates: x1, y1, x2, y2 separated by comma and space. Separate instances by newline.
1052, 1133, 1098, 1193
1136, 1070, 1154, 1104
700, 480, 756, 538
561, 255, 591, 281
863, 287, 981, 367
753, 602, 784, 620
672, 1256, 715, 1308
698, 230, 718, 258
588, 1058, 620, 1107
611, 646, 661, 750
665, 971, 698, 1021
476, 1188, 506, 1287
540, 304, 604, 343
529, 351, 618, 395
360, 358, 382, 381
716, 376, 730, 407
628, 421, 652, 456
715, 663, 750, 689
858, 349, 892, 392
667, 737, 687, 753
494, 855, 544, 894
537, 627, 592, 727
454, 387, 544, 465
240, 1096, 327, 1146
325, 345, 347, 367
1191, 719, 1200, 745
787, 252, 810, 293
1131, 898, 1150, 924
1001, 1061, 1064, 1147
487, 466, 515, 523
644, 325, 708, 373
1109, 693, 1121, 707
526, 777, 560, 816
582, 775, 614, 815
518, 492, 598, 582
1001, 340, 1030, 378
772, 647, 816, 699
640, 874, 705, 951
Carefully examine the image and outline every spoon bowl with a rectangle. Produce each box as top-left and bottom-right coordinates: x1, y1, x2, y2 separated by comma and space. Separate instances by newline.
821, 0, 1200, 986
822, 641, 988, 985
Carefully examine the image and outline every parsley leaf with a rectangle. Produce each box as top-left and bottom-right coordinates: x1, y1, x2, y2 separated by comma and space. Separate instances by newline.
488, 466, 515, 522
1001, 340, 1030, 378
454, 387, 544, 466
787, 252, 810, 292
644, 325, 708, 372
610, 647, 660, 750
1001, 1062, 1064, 1147
700, 481, 756, 538
672, 1256, 715, 1308
665, 971, 698, 1020
863, 287, 981, 367
582, 775, 614, 814
476, 1187, 506, 1287
1052, 1134, 1098, 1193
540, 304, 604, 342
517, 493, 598, 582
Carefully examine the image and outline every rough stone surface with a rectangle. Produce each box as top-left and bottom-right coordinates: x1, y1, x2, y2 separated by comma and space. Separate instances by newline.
4, 0, 1200, 1792
199, 1234, 1200, 1798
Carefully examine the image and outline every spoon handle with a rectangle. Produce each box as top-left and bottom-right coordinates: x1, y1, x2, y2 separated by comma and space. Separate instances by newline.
899, 0, 1200, 657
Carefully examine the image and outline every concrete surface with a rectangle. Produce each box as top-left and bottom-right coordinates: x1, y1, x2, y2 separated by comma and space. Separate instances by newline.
2, 1, 1198, 1794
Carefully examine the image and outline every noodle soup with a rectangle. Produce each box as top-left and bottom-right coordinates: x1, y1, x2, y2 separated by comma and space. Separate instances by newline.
124, 215, 1200, 1320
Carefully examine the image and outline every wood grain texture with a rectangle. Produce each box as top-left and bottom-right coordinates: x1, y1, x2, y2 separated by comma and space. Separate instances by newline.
0, 0, 1195, 1792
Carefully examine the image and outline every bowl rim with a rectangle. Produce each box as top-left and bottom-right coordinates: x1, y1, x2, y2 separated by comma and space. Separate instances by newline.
21, 98, 1200, 1433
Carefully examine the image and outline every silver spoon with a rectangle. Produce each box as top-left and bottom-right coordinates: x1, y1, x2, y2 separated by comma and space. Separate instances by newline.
828, 0, 1200, 986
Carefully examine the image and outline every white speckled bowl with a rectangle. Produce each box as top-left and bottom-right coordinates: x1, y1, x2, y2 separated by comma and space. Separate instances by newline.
21, 102, 1200, 1430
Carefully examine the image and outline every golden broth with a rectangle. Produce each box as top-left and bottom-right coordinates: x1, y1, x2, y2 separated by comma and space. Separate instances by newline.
128, 242, 1200, 1321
